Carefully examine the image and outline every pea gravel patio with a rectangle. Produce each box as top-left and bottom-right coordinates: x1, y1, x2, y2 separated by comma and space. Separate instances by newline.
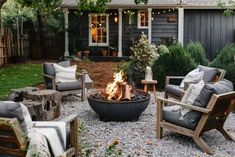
60, 92, 235, 157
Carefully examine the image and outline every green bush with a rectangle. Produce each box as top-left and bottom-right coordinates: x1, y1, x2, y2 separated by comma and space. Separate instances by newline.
152, 44, 197, 89
185, 42, 208, 65
210, 44, 235, 85
210, 43, 235, 67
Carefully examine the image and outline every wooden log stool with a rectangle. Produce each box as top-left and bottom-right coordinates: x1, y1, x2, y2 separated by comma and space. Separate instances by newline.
26, 90, 61, 121
141, 80, 158, 102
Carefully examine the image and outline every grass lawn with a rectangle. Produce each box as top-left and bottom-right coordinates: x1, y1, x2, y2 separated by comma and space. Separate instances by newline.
0, 64, 43, 100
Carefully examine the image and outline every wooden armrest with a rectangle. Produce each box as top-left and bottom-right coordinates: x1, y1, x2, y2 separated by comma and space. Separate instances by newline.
156, 97, 211, 113
61, 114, 78, 124
165, 76, 185, 86
42, 73, 55, 79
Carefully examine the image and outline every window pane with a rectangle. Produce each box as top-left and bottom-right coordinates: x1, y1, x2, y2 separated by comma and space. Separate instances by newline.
90, 14, 108, 44
139, 11, 148, 27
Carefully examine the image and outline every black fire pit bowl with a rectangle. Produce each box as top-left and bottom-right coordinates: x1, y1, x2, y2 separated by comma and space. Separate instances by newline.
87, 90, 151, 121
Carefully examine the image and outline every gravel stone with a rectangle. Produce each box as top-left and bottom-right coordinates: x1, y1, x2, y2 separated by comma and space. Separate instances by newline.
60, 92, 235, 157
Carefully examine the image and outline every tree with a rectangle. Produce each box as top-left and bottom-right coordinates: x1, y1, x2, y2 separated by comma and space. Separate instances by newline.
218, 0, 235, 16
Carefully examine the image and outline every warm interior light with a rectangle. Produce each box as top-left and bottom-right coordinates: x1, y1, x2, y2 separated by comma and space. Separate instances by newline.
114, 17, 118, 23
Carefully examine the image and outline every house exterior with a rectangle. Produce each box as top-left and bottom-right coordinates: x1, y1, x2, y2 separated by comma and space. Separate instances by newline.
61, 0, 235, 60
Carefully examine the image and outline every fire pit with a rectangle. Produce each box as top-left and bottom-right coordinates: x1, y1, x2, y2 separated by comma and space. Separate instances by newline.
87, 71, 151, 121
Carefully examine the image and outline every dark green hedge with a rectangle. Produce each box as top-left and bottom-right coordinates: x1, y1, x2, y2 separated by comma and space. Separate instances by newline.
152, 44, 196, 89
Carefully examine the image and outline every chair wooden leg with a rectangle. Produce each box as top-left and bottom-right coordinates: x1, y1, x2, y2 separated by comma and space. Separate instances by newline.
217, 127, 235, 141
193, 137, 214, 155
156, 100, 163, 139
164, 92, 168, 99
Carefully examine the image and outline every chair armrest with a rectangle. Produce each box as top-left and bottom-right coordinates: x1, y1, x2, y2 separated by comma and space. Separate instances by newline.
165, 76, 185, 86
61, 114, 78, 124
156, 97, 211, 113
42, 73, 55, 79
42, 73, 56, 90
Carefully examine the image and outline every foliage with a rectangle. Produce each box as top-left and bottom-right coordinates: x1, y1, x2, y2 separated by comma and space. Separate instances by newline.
77, 0, 111, 13
103, 139, 122, 157
157, 44, 169, 55
78, 121, 94, 156
218, 0, 235, 16
210, 44, 235, 84
185, 42, 209, 66
116, 61, 130, 73
16, 0, 62, 13
130, 32, 159, 84
134, 0, 149, 4
2, 0, 35, 29
0, 64, 43, 100
152, 44, 196, 89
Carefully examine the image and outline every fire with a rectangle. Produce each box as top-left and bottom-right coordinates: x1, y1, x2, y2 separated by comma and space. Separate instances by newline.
105, 71, 131, 100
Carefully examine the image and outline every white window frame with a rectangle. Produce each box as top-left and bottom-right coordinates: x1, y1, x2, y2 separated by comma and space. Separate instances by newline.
137, 10, 149, 29
89, 13, 109, 46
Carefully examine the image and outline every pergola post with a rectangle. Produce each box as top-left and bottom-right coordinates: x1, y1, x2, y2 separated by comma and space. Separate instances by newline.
178, 8, 184, 45
64, 8, 69, 57
118, 8, 123, 57
148, 8, 152, 43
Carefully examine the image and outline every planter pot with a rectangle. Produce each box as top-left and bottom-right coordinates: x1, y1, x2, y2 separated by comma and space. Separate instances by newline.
83, 50, 90, 57
101, 50, 108, 56
75, 51, 82, 58
112, 51, 118, 57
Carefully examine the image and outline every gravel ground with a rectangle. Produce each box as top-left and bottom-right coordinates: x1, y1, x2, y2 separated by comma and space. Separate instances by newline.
60, 92, 235, 157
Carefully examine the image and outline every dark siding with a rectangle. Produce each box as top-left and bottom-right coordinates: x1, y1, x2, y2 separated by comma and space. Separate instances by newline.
151, 9, 178, 44
68, 10, 118, 56
122, 10, 148, 56
184, 9, 235, 60
68, 9, 178, 56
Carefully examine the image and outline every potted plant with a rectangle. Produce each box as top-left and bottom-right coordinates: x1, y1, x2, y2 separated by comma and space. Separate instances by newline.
101, 48, 108, 56
75, 49, 82, 58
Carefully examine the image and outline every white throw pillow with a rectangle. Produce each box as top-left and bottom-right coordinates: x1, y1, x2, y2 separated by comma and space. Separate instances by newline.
180, 68, 204, 88
53, 64, 77, 83
179, 80, 205, 119
20, 103, 33, 132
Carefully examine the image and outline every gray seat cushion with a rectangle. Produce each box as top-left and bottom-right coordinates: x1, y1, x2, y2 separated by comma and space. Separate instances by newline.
163, 79, 234, 130
0, 102, 27, 132
165, 85, 183, 97
163, 109, 198, 130
198, 65, 220, 82
56, 81, 82, 91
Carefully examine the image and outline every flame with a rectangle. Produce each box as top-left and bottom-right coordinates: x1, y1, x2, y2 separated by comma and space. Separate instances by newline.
105, 71, 126, 100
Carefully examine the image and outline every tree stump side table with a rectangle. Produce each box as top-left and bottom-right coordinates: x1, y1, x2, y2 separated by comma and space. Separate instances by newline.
26, 90, 61, 121
141, 80, 158, 102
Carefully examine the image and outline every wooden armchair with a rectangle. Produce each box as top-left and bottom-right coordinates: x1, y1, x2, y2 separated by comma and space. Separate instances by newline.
165, 66, 226, 100
156, 91, 235, 155
0, 114, 79, 157
42, 61, 93, 101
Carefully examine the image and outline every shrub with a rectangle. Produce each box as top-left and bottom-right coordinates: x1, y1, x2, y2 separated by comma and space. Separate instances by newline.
210, 44, 235, 85
129, 32, 159, 84
152, 44, 196, 89
210, 43, 235, 67
185, 42, 208, 65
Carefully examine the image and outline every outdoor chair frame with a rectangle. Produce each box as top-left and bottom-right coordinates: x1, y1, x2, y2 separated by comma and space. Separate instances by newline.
156, 91, 235, 155
0, 114, 79, 157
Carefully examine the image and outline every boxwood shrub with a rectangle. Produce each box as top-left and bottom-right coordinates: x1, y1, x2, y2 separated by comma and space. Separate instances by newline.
152, 44, 196, 89
210, 44, 235, 85
185, 42, 209, 66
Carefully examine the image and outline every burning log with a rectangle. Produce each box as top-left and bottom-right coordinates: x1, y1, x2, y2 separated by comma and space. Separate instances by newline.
118, 84, 133, 101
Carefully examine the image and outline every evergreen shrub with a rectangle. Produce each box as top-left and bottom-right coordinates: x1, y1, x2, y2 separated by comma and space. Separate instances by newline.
152, 44, 196, 89
185, 42, 209, 65
210, 44, 235, 85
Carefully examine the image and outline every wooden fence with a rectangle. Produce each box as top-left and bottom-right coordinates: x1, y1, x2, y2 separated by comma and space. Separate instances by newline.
0, 27, 65, 67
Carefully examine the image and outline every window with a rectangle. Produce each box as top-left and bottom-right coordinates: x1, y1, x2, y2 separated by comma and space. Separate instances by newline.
89, 14, 109, 46
138, 10, 148, 29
